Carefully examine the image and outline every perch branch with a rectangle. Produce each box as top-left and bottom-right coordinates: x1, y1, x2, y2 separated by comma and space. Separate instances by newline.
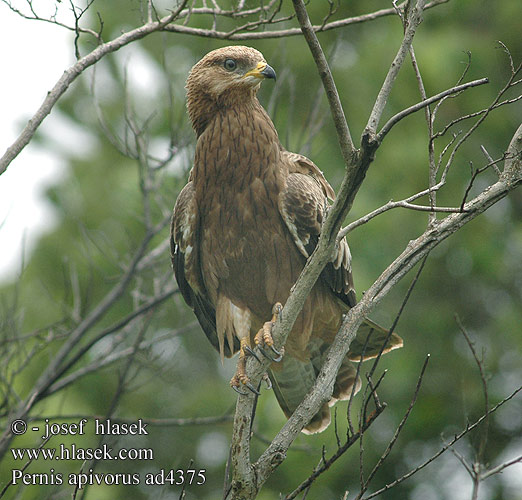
254, 123, 521, 493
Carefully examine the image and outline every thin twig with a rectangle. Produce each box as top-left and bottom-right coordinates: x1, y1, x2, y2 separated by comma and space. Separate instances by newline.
376, 78, 489, 144
292, 0, 356, 157
361, 384, 522, 499
337, 185, 461, 240
45, 321, 194, 395
365, 0, 427, 136
480, 455, 522, 480
455, 316, 490, 466
437, 60, 522, 185
356, 355, 430, 499
283, 404, 386, 500
459, 154, 509, 210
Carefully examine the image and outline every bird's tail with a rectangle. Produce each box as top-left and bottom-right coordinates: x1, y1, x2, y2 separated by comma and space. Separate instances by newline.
268, 339, 360, 434
268, 319, 402, 434
347, 318, 403, 361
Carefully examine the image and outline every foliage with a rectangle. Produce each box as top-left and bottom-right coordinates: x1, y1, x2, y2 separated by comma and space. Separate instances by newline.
0, 1, 521, 499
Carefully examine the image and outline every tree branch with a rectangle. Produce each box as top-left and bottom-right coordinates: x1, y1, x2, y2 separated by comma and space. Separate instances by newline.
0, 0, 448, 177
362, 383, 522, 499
376, 77, 489, 144
253, 120, 521, 495
292, 0, 356, 158
0, 0, 190, 176
45, 320, 194, 396
365, 0, 427, 137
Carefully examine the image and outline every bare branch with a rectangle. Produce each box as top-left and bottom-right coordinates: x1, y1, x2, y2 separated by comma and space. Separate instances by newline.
0, 0, 99, 37
480, 455, 522, 481
365, 0, 427, 136
408, 43, 438, 223
166, 0, 449, 40
292, 0, 356, 160
356, 356, 430, 499
480, 145, 502, 176
362, 384, 522, 499
376, 78, 489, 144
0, 0, 190, 176
45, 320, 193, 396
337, 180, 463, 240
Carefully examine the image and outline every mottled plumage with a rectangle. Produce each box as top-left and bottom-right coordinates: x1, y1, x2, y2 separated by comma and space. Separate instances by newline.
171, 46, 402, 433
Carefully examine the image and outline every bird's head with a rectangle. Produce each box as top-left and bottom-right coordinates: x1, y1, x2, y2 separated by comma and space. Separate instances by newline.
186, 46, 276, 134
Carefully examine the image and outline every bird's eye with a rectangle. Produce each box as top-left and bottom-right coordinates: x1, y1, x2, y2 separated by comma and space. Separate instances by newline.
223, 59, 237, 71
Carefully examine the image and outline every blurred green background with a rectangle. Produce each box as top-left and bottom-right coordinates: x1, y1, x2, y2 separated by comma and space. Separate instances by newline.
0, 1, 521, 499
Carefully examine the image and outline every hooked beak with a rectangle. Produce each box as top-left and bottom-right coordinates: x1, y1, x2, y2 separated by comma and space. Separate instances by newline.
244, 61, 277, 81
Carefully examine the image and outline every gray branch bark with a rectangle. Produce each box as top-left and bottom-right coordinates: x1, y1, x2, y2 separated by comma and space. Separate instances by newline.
2, 1, 520, 498
0, 0, 190, 176
0, 0, 448, 177
227, 0, 522, 495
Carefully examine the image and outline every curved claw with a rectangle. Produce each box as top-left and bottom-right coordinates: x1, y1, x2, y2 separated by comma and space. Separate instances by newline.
231, 380, 261, 396
258, 345, 283, 362
258, 346, 278, 362
245, 381, 261, 396
269, 344, 283, 362
232, 384, 250, 396
243, 345, 261, 363
262, 373, 272, 390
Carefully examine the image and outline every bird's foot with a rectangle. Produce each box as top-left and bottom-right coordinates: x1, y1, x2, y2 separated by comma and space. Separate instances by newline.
230, 338, 260, 396
254, 302, 284, 362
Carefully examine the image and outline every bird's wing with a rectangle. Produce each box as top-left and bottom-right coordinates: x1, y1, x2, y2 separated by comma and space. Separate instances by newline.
279, 151, 403, 359
170, 181, 239, 357
282, 151, 336, 200
280, 150, 356, 307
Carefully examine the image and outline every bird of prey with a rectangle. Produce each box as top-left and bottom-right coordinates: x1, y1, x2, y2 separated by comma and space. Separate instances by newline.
171, 46, 402, 434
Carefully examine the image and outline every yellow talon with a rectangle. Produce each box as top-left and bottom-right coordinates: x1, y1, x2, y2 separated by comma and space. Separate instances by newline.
230, 337, 261, 394
254, 302, 283, 355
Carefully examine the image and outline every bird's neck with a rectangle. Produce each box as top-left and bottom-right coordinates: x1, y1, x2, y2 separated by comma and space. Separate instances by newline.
187, 92, 218, 138
192, 99, 282, 192
188, 88, 259, 138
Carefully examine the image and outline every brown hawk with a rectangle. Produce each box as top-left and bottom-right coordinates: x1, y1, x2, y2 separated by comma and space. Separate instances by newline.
171, 46, 402, 434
